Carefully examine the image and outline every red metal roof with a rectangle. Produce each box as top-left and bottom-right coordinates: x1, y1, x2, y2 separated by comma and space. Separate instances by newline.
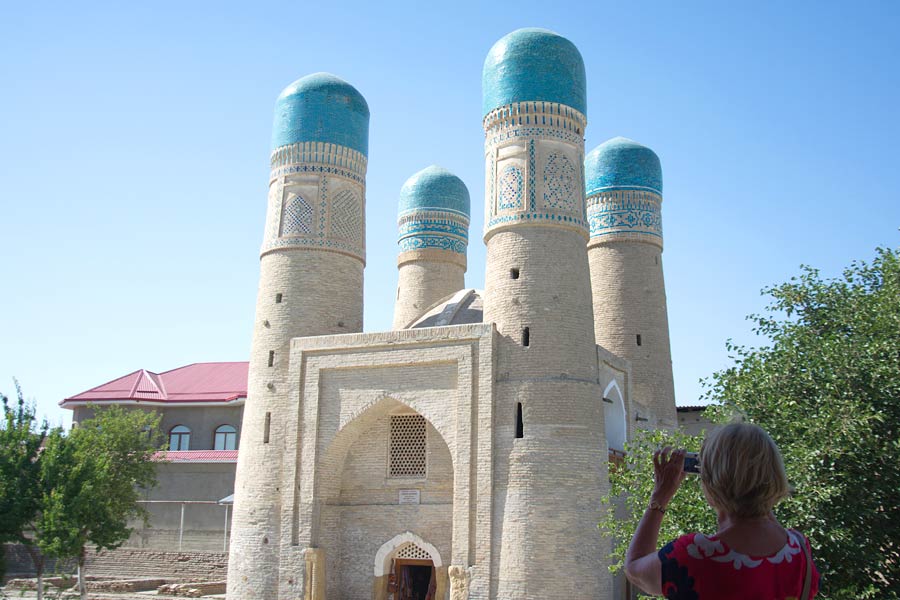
155, 450, 239, 463
62, 362, 248, 406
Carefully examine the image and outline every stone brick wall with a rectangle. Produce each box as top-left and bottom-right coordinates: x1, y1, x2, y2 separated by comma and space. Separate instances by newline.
393, 253, 466, 329
588, 240, 677, 427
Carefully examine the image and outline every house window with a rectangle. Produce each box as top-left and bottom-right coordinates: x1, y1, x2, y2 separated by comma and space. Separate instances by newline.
389, 414, 427, 478
214, 425, 237, 450
169, 425, 191, 451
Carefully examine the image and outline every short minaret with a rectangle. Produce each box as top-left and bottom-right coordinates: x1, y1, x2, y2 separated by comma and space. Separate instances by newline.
585, 137, 677, 426
482, 29, 609, 599
227, 73, 369, 600
392, 165, 470, 329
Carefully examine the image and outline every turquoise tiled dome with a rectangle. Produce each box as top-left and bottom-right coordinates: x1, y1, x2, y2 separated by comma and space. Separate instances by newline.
271, 72, 370, 156
482, 28, 587, 117
398, 166, 470, 217
585, 137, 662, 196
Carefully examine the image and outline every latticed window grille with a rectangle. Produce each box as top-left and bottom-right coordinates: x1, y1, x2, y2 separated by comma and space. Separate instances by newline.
395, 543, 430, 560
389, 415, 427, 478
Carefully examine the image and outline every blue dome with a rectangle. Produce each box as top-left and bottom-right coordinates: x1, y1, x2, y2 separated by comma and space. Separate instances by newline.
585, 137, 662, 196
271, 72, 370, 156
398, 166, 471, 217
482, 28, 586, 117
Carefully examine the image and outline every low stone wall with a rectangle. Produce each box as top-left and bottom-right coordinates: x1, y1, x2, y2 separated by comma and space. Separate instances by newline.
3, 544, 227, 582
158, 580, 227, 597
85, 549, 228, 581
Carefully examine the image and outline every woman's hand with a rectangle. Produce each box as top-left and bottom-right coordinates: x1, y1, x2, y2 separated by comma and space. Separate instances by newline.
651, 446, 687, 508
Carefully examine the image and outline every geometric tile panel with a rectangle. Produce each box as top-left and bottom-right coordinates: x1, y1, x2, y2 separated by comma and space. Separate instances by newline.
281, 194, 313, 236
542, 152, 576, 211
330, 189, 361, 242
498, 164, 523, 211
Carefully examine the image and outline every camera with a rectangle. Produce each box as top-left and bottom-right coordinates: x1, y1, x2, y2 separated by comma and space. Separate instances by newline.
683, 452, 700, 474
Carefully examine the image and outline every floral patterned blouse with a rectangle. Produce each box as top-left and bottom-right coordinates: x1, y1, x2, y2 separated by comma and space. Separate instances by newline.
658, 529, 820, 599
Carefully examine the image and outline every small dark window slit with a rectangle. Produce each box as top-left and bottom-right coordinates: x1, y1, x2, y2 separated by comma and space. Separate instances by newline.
264, 412, 271, 444
515, 403, 524, 438
522, 327, 530, 347
275, 293, 283, 303
636, 334, 642, 346
510, 268, 520, 279
268, 351, 275, 367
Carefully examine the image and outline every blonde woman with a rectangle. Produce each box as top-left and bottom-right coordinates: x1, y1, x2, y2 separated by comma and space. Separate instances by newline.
625, 423, 819, 599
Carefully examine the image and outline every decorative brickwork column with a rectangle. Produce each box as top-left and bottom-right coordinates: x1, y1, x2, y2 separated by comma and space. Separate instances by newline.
585, 138, 677, 427
226, 73, 369, 600
481, 29, 609, 599
393, 166, 470, 329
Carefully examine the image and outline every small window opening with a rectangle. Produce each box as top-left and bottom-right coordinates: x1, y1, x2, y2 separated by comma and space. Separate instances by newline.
268, 350, 275, 367
264, 412, 271, 444
636, 334, 642, 346
510, 268, 520, 280
515, 403, 524, 438
275, 293, 283, 303
522, 327, 530, 347
654, 256, 659, 265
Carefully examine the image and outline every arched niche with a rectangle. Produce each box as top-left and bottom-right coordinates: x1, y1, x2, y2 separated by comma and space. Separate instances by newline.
603, 380, 626, 452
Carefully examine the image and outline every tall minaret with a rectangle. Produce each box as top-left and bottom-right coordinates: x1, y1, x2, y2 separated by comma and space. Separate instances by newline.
392, 165, 470, 329
585, 137, 677, 427
227, 73, 369, 600
482, 29, 609, 599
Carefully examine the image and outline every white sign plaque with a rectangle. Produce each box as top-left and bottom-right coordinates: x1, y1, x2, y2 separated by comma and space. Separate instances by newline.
398, 489, 420, 505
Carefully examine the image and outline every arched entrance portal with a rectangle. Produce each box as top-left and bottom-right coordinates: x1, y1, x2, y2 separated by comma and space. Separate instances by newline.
319, 401, 454, 599
374, 532, 445, 600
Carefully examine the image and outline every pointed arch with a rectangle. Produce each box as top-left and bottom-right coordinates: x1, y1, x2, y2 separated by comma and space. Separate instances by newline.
603, 379, 627, 452
317, 396, 455, 502
373, 531, 442, 576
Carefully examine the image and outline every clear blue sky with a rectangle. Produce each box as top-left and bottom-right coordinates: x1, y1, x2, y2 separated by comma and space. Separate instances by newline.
2, 1, 898, 425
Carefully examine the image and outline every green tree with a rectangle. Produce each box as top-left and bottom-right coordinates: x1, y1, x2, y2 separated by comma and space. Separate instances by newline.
703, 246, 900, 599
35, 406, 162, 599
0, 382, 48, 587
600, 246, 899, 599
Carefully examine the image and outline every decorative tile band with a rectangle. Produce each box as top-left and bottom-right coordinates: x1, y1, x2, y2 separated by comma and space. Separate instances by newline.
261, 173, 366, 262
261, 234, 366, 262
270, 141, 367, 180
483, 113, 587, 241
483, 101, 586, 137
587, 190, 663, 248
399, 235, 467, 254
398, 208, 469, 255
398, 214, 469, 246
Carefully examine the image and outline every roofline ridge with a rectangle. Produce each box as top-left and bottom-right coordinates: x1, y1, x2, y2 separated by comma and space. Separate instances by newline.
63, 368, 144, 402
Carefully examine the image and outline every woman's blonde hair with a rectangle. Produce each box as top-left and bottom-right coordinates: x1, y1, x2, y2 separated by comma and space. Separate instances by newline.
700, 423, 791, 518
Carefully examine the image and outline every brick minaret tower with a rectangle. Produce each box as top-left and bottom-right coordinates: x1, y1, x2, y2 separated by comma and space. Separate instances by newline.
585, 137, 677, 426
227, 73, 369, 600
482, 29, 609, 599
392, 165, 470, 329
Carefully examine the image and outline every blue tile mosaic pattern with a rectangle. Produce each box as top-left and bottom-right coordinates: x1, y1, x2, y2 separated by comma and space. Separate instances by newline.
584, 137, 662, 196
482, 29, 587, 117
398, 165, 471, 217
498, 165, 524, 210
271, 73, 370, 156
587, 191, 662, 242
397, 167, 470, 254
